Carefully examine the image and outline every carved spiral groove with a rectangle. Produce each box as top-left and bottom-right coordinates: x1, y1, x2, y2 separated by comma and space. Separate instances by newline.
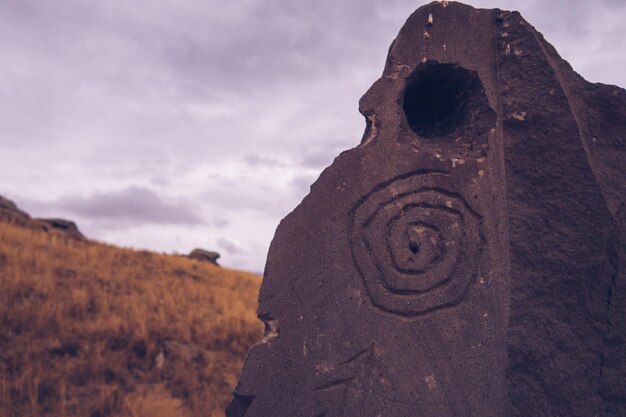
349, 171, 482, 316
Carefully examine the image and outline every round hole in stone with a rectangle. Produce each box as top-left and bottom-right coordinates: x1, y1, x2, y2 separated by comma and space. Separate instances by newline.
403, 62, 486, 140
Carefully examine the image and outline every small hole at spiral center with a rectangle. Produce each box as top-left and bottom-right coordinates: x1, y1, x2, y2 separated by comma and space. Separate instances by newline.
409, 242, 419, 255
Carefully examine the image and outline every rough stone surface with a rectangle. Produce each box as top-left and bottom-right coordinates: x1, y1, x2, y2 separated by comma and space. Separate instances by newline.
188, 248, 220, 265
228, 2, 626, 416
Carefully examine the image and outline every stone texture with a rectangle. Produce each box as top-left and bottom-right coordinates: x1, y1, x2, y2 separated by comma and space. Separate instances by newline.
228, 2, 626, 416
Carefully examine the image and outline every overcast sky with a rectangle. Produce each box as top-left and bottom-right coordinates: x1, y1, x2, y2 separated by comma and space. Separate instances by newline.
0, 0, 624, 272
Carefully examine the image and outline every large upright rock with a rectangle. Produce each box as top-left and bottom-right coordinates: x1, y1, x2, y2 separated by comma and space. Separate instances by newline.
228, 2, 626, 416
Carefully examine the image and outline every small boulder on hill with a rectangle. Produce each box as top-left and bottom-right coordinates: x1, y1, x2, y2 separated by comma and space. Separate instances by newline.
187, 248, 220, 266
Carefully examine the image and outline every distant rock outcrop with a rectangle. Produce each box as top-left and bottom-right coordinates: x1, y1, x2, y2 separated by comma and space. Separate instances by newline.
0, 195, 85, 240
35, 218, 85, 240
0, 195, 31, 226
188, 248, 220, 265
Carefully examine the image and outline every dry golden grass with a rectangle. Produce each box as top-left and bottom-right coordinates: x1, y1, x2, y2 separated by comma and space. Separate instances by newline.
0, 221, 262, 417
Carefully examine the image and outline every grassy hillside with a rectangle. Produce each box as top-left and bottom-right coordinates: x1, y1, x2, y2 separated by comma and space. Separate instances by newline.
0, 221, 262, 417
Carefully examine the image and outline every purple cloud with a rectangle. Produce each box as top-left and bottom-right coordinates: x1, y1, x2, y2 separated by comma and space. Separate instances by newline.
59, 186, 202, 225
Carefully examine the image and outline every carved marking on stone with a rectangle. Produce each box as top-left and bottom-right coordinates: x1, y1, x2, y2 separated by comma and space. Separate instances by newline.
425, 374, 437, 390
510, 111, 527, 121
349, 170, 482, 317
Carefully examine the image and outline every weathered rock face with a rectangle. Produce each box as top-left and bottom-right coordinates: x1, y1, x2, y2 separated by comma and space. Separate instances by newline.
228, 2, 626, 417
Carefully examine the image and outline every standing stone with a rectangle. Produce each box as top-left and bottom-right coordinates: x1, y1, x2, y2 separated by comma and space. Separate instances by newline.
228, 2, 626, 416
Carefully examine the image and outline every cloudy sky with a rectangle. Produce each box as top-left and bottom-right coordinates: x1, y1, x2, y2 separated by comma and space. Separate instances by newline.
0, 0, 624, 272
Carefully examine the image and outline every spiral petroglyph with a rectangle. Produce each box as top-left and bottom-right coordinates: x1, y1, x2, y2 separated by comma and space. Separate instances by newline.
349, 170, 482, 316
